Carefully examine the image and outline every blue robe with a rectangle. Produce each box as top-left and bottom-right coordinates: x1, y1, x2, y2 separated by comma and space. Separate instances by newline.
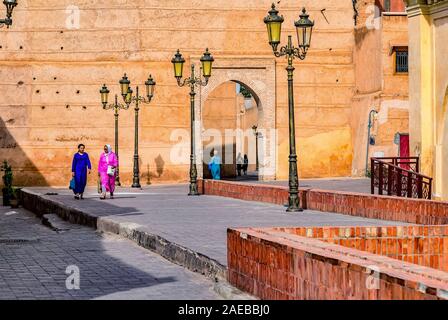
72, 153, 92, 194
208, 156, 221, 180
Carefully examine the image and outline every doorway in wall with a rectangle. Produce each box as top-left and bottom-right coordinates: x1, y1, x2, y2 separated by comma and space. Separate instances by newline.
202, 81, 260, 180
398, 133, 410, 158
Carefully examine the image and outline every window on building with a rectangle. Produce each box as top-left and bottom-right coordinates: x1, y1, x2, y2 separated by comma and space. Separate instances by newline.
395, 48, 408, 73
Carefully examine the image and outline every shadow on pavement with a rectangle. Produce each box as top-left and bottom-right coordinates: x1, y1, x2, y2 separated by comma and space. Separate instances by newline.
45, 194, 144, 218
223, 173, 259, 182
0, 207, 180, 300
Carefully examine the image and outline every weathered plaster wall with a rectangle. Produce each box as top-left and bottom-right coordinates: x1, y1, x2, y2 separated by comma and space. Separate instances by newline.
351, 0, 382, 175
374, 14, 409, 155
405, 0, 448, 199
433, 12, 448, 199
0, 0, 409, 186
0, 0, 361, 186
275, 0, 356, 179
351, 0, 409, 176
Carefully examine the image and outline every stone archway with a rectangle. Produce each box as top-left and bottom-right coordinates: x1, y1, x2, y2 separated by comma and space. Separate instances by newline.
192, 56, 276, 180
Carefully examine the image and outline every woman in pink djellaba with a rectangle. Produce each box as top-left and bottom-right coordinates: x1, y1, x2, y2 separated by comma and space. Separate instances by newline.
98, 144, 118, 200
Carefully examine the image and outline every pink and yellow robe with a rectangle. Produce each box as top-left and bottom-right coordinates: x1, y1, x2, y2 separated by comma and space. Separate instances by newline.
98, 151, 118, 193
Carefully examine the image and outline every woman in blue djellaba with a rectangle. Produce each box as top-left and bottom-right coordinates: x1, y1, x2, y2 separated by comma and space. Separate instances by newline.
71, 144, 92, 200
208, 149, 221, 180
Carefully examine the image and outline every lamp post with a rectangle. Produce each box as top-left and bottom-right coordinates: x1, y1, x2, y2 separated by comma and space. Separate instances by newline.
171, 49, 214, 196
264, 4, 314, 212
100, 85, 130, 186
0, 0, 18, 28
122, 74, 155, 188
252, 125, 260, 172
102, 74, 155, 188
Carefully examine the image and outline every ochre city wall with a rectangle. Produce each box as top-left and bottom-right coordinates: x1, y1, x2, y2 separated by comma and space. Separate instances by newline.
227, 226, 448, 300
0, 0, 408, 187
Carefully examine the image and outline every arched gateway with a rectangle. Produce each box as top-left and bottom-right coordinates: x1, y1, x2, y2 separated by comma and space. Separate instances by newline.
192, 56, 277, 181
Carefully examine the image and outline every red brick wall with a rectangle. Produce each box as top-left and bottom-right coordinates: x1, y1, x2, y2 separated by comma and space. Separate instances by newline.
306, 190, 448, 225
198, 179, 290, 206
228, 227, 448, 300
274, 226, 448, 272
200, 180, 448, 225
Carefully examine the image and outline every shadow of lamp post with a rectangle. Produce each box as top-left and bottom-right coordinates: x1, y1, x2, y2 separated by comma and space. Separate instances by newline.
100, 74, 156, 188
0, 0, 18, 28
171, 49, 214, 196
264, 3, 314, 212
100, 87, 130, 186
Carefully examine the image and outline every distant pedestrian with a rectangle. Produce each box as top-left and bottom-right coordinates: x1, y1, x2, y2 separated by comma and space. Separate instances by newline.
98, 144, 118, 200
71, 144, 92, 200
208, 150, 221, 180
236, 153, 243, 176
243, 154, 249, 175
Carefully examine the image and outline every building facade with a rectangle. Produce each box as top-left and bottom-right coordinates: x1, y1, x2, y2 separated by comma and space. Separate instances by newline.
351, 0, 410, 176
405, 0, 448, 200
0, 0, 409, 187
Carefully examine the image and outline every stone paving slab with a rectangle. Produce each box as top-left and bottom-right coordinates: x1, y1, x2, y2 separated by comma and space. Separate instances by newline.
0, 207, 221, 300
228, 177, 372, 194
23, 184, 408, 268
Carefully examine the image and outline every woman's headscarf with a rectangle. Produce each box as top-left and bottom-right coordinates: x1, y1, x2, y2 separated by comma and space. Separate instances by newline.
105, 144, 112, 153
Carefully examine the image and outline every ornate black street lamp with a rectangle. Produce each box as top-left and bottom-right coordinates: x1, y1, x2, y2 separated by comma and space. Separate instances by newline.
0, 0, 18, 28
118, 74, 156, 188
252, 125, 260, 172
100, 84, 130, 186
171, 49, 214, 196
264, 4, 314, 212
102, 74, 155, 188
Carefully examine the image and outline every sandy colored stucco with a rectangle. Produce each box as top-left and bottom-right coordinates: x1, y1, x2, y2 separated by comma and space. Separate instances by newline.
405, 0, 448, 199
0, 0, 409, 187
351, 1, 409, 176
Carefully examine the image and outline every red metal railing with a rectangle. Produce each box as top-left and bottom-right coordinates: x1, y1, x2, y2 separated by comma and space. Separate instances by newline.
371, 157, 432, 200
374, 156, 419, 172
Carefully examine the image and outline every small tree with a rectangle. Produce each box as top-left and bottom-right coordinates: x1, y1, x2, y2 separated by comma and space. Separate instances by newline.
1, 160, 12, 190
239, 85, 252, 99
1, 160, 13, 206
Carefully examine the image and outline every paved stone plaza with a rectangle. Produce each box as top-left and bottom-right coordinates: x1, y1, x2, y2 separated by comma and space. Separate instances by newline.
1, 0, 447, 302
231, 177, 372, 194
24, 184, 405, 267
0, 207, 221, 300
